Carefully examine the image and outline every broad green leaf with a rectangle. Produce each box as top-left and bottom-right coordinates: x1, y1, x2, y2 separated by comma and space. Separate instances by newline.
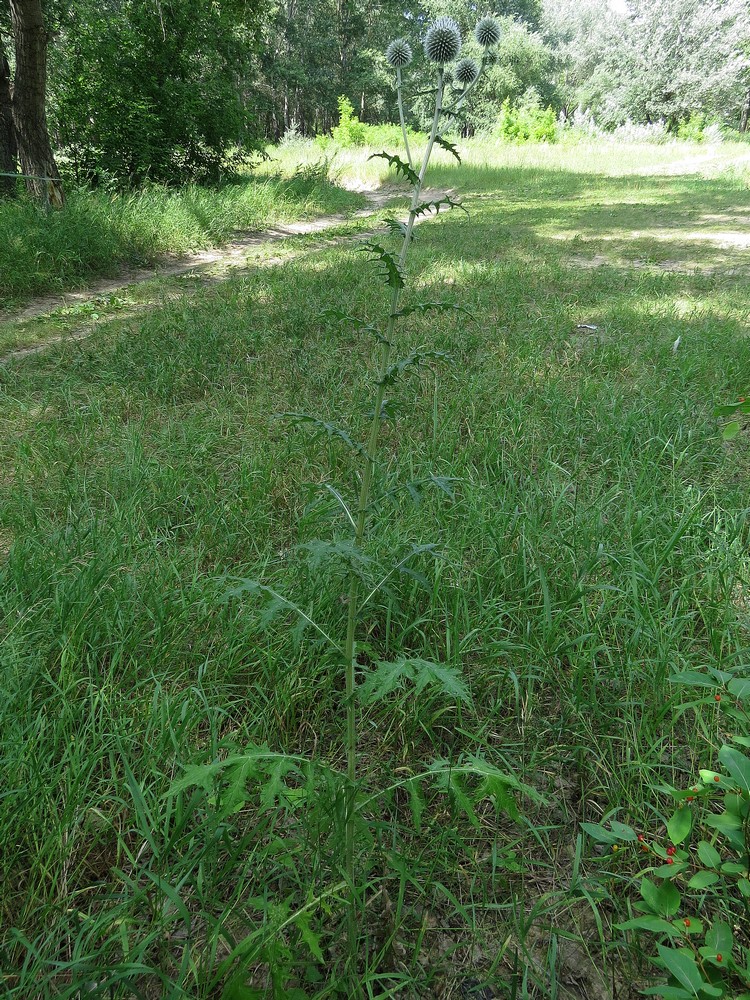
720, 861, 746, 875
580, 822, 620, 844
687, 870, 720, 889
222, 985, 264, 1000
721, 421, 740, 440
667, 808, 692, 845
738, 878, 750, 898
652, 862, 688, 878
728, 678, 750, 699
732, 735, 750, 748
705, 920, 733, 956
718, 745, 750, 795
654, 945, 705, 994
668, 671, 717, 689
616, 915, 681, 935
696, 841, 721, 868
642, 877, 681, 916
610, 820, 637, 841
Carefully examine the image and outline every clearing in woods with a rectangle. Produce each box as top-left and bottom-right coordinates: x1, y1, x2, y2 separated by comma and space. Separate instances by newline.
1, 139, 749, 997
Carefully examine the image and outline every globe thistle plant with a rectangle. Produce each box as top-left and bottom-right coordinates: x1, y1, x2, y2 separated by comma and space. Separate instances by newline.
386, 37, 412, 69
454, 57, 480, 87
475, 15, 502, 48
424, 16, 462, 64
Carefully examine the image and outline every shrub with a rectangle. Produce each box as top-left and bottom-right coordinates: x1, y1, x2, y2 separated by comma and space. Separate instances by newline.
330, 95, 368, 147
677, 111, 708, 142
496, 98, 557, 144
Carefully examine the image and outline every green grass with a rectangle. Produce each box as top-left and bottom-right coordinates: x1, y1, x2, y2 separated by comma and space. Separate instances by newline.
0, 169, 364, 310
1, 139, 749, 998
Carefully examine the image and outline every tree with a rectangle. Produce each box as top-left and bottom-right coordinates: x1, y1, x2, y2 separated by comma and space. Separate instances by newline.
542, 0, 750, 130
49, 0, 267, 185
0, 28, 16, 196
8, 0, 63, 202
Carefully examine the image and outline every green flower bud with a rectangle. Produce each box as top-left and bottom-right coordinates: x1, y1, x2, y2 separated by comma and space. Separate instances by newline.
424, 17, 461, 65
475, 16, 501, 47
454, 57, 479, 85
386, 38, 413, 69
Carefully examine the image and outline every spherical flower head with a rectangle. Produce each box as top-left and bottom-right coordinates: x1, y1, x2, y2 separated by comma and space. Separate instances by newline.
386, 38, 413, 69
475, 15, 501, 48
454, 57, 479, 86
424, 17, 462, 65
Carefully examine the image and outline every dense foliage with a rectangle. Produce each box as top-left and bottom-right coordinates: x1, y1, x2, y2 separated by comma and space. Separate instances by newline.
2, 0, 749, 190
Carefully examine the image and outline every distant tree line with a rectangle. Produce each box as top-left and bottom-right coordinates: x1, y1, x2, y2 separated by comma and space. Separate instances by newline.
0, 0, 748, 198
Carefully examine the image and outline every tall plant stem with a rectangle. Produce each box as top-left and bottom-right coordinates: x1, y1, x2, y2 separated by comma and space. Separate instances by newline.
396, 68, 413, 170
343, 67, 445, 963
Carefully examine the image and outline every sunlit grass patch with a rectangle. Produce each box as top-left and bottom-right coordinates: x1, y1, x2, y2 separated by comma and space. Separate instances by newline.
0, 137, 749, 997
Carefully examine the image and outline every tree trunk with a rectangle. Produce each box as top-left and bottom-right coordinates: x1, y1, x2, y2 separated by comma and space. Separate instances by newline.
0, 33, 17, 197
740, 88, 750, 133
9, 0, 63, 205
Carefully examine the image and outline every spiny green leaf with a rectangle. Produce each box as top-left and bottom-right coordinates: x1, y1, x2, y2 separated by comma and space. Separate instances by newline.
358, 241, 405, 289
383, 217, 413, 242
359, 658, 471, 705
406, 777, 425, 834
281, 412, 367, 458
394, 300, 470, 319
413, 195, 468, 218
295, 911, 325, 964
379, 348, 451, 387
368, 150, 420, 186
296, 539, 372, 573
434, 134, 462, 163
318, 309, 384, 340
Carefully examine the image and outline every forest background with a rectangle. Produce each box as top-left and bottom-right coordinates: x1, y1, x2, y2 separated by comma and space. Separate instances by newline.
1, 0, 749, 193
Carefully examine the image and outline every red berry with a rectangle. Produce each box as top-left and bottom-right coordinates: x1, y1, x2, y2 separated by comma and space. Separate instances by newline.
667, 846, 676, 855
716, 954, 723, 963
686, 796, 694, 802
637, 834, 645, 842
641, 843, 649, 851
683, 919, 691, 927
715, 694, 721, 701
714, 775, 721, 782
667, 857, 674, 865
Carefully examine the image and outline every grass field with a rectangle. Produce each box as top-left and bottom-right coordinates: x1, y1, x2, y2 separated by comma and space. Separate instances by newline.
0, 169, 364, 310
1, 138, 749, 998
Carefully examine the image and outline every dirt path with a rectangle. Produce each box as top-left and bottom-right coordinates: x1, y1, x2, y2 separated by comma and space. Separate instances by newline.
0, 187, 428, 364
0, 189, 400, 325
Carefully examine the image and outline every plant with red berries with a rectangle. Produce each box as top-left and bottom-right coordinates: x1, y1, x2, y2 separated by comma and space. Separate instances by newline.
582, 665, 750, 998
